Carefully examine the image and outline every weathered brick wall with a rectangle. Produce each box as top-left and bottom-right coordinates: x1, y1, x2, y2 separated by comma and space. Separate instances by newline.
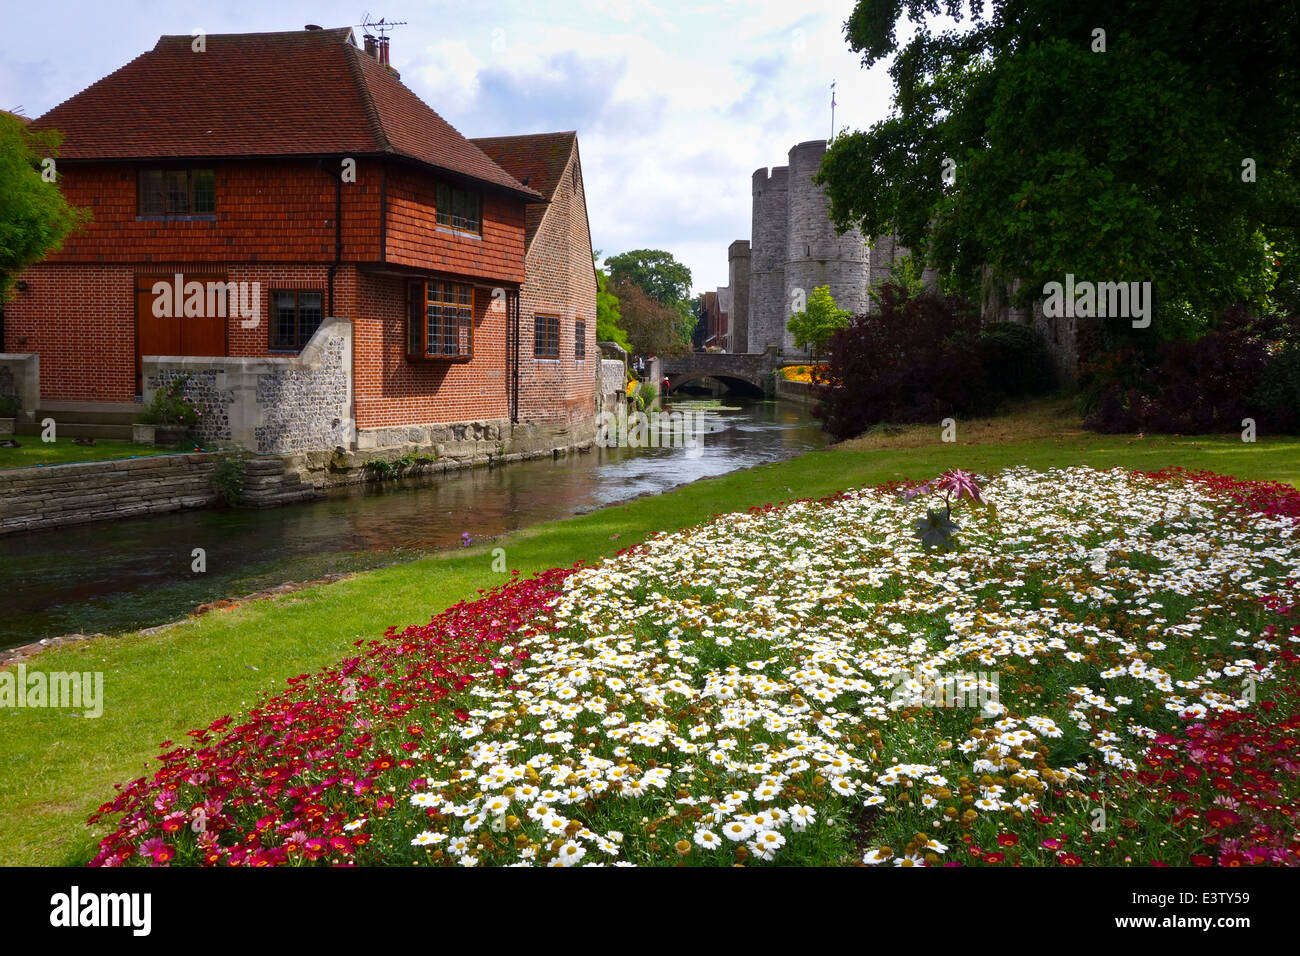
0, 453, 219, 534
350, 268, 510, 429
517, 145, 598, 427
40, 159, 383, 263
2, 264, 136, 401
5, 263, 339, 402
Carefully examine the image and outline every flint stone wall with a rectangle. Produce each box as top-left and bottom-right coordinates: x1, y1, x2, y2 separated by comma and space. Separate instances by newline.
0, 354, 40, 422
144, 317, 354, 454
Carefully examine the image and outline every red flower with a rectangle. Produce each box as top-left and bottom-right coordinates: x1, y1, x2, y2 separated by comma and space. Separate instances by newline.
996, 833, 1020, 847
1207, 808, 1242, 829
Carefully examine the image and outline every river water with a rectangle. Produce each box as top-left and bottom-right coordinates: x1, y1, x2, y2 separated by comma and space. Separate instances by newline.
0, 399, 826, 649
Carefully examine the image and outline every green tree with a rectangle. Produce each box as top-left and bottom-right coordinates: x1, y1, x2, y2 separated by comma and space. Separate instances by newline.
604, 248, 696, 348
605, 249, 692, 306
818, 0, 1300, 337
0, 112, 87, 296
595, 267, 630, 351
611, 277, 687, 357
788, 285, 851, 354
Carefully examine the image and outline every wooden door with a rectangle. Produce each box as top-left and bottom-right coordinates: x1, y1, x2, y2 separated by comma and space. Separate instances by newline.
135, 274, 228, 392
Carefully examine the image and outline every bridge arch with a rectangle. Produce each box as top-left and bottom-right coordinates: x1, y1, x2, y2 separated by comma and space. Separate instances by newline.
661, 350, 787, 398
665, 370, 764, 395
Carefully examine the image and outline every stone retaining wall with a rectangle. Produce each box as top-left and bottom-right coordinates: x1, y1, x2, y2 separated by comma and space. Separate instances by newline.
0, 453, 219, 534
774, 373, 821, 406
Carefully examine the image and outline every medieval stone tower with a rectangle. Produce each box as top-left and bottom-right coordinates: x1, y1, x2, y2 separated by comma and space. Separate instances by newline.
749, 164, 790, 353
739, 138, 910, 354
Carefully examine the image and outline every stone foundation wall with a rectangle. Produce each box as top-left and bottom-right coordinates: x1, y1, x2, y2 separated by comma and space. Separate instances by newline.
0, 453, 219, 535
600, 358, 625, 412
288, 416, 598, 488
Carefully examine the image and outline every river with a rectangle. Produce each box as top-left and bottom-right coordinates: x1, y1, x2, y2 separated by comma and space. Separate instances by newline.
0, 398, 826, 649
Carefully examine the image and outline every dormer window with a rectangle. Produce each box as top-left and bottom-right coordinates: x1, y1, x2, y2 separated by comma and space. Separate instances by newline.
436, 183, 481, 234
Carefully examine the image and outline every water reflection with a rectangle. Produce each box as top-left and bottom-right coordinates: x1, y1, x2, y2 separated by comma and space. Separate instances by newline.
0, 399, 825, 647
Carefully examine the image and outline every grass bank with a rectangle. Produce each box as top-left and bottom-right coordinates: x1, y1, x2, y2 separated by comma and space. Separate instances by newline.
2, 403, 1298, 865
0, 437, 174, 469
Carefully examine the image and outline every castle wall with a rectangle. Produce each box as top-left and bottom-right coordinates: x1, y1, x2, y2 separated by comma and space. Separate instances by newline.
748, 166, 788, 352
784, 141, 871, 350
727, 240, 750, 352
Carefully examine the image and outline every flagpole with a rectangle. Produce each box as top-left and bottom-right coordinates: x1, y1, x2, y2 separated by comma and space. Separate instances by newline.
830, 80, 837, 142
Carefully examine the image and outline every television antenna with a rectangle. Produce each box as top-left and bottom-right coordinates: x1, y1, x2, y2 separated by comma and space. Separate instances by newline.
357, 14, 406, 66
358, 13, 407, 38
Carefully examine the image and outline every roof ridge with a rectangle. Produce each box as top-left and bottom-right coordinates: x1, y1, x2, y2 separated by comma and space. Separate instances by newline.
471, 130, 578, 142
153, 27, 354, 44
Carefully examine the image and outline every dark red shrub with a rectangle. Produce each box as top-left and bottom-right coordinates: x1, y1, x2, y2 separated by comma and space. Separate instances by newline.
815, 284, 996, 440
1084, 306, 1300, 434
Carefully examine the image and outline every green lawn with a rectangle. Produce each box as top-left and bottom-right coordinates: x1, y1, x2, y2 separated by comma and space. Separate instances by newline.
0, 437, 174, 469
1, 424, 1298, 865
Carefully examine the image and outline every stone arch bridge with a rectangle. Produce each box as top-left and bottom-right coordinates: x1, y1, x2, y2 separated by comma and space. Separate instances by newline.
662, 348, 798, 396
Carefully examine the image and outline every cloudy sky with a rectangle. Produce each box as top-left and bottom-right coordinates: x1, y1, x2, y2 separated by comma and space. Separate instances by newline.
1, 0, 907, 292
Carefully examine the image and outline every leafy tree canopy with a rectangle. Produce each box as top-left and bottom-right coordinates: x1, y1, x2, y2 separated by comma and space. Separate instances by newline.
595, 267, 630, 351
818, 0, 1300, 335
788, 285, 851, 353
604, 249, 693, 307
0, 113, 87, 297
610, 277, 689, 358
604, 248, 697, 350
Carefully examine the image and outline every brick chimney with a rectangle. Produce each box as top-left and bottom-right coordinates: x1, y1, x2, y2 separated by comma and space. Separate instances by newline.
363, 33, 377, 58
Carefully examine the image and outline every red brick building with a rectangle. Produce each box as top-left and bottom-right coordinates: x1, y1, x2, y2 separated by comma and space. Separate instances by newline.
472, 132, 597, 430
1, 26, 600, 469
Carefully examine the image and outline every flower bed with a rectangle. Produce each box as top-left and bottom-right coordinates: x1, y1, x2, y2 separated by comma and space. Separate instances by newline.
89, 467, 1300, 866
780, 364, 829, 384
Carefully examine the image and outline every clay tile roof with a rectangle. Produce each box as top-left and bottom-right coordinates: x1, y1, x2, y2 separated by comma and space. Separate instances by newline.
470, 131, 577, 243
29, 27, 540, 200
